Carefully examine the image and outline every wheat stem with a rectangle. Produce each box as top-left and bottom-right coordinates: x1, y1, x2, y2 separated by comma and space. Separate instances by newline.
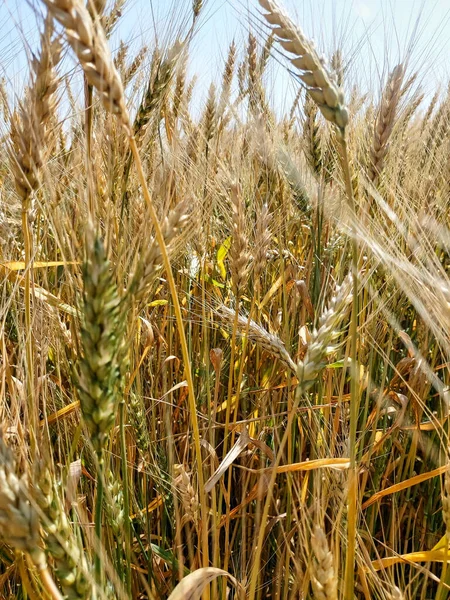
40, 565, 65, 600
119, 398, 132, 596
94, 457, 104, 591
128, 135, 209, 572
338, 137, 359, 600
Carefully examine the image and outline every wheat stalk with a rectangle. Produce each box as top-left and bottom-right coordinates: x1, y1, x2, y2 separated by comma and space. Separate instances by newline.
253, 202, 271, 289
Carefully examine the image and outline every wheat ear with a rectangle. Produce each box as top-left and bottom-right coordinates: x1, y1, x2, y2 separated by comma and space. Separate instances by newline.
368, 64, 404, 184
173, 464, 200, 528
229, 182, 251, 297
0, 434, 63, 600
42, 0, 131, 131
258, 0, 348, 134
303, 93, 323, 176
36, 467, 91, 599
134, 41, 183, 136
310, 525, 338, 600
76, 233, 124, 455
296, 275, 353, 388
9, 16, 61, 203
129, 199, 190, 303
217, 306, 296, 373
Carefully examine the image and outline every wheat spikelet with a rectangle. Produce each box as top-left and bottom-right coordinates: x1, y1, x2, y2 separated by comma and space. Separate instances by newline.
0, 432, 46, 569
258, 0, 348, 133
217, 305, 296, 372
36, 466, 91, 599
192, 0, 203, 19
368, 64, 405, 184
310, 525, 338, 600
42, 0, 131, 131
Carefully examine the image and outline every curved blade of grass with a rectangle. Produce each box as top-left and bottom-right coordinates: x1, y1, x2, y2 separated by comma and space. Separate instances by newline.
167, 568, 242, 600
362, 465, 448, 509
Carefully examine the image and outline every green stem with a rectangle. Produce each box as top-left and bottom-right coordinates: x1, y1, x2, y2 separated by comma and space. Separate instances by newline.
339, 136, 360, 600
119, 398, 132, 596
128, 135, 209, 576
247, 383, 309, 600
94, 454, 104, 593
22, 208, 36, 458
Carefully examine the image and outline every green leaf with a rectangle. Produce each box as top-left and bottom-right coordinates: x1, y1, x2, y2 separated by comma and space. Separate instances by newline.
147, 299, 169, 307
216, 237, 232, 280
203, 273, 224, 288
326, 360, 345, 369
150, 544, 190, 576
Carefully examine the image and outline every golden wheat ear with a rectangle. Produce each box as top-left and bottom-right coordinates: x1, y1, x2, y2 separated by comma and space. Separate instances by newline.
42, 0, 131, 131
258, 0, 348, 134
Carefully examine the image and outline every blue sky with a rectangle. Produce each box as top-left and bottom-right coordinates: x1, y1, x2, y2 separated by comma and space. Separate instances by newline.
1, 0, 450, 110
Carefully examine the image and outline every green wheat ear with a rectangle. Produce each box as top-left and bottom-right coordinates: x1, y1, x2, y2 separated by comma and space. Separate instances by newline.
76, 234, 124, 455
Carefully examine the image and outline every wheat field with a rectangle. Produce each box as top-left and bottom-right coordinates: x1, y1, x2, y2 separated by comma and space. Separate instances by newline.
0, 0, 449, 598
